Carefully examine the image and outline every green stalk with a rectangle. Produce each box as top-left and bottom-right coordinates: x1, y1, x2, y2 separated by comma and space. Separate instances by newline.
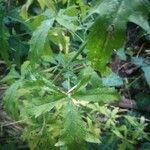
52, 41, 87, 82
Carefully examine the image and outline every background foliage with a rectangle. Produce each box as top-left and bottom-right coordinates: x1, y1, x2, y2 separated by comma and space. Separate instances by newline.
0, 0, 150, 149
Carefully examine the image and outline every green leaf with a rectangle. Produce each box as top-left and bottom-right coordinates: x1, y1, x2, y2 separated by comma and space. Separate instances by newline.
87, 17, 124, 74
1, 67, 20, 83
48, 28, 70, 53
72, 67, 93, 93
29, 19, 54, 63
142, 65, 150, 86
87, 0, 150, 74
132, 57, 144, 66
117, 48, 127, 61
37, 0, 56, 12
20, 61, 31, 78
85, 117, 100, 144
125, 116, 137, 126
42, 39, 53, 58
102, 73, 123, 87
0, 15, 10, 65
129, 14, 150, 34
20, 0, 34, 19
135, 93, 150, 109
27, 15, 45, 30
73, 87, 120, 104
85, 132, 100, 144
62, 101, 86, 146
113, 129, 124, 139
56, 8, 79, 31
32, 101, 58, 118
76, 0, 89, 19
4, 80, 22, 118
132, 57, 150, 86
37, 0, 45, 9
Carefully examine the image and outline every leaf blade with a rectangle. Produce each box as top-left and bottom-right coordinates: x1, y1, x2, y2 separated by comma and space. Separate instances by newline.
29, 19, 54, 63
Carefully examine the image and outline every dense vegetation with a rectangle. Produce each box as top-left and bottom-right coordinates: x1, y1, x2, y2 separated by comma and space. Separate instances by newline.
0, 0, 150, 149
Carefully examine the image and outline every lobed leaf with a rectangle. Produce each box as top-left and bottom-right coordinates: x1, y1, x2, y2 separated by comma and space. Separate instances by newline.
73, 87, 120, 104
61, 101, 86, 146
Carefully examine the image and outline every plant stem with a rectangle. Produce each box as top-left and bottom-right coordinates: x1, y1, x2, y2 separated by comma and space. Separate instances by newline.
52, 41, 87, 82
128, 74, 143, 87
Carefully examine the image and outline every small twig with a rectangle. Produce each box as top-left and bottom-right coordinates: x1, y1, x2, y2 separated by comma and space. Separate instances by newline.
9, 32, 32, 37
66, 85, 77, 94
70, 31, 84, 43
73, 65, 85, 72
136, 43, 145, 57
1, 119, 26, 127
128, 74, 143, 87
